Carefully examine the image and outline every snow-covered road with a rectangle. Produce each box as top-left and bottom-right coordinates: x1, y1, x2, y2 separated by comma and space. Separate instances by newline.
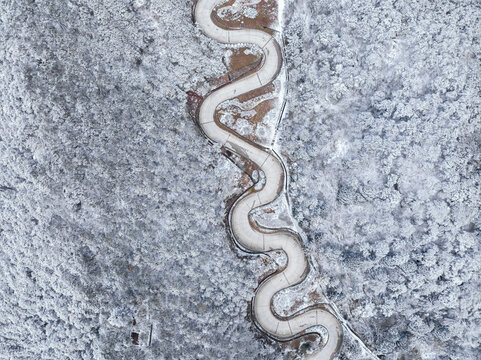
195, 1, 343, 358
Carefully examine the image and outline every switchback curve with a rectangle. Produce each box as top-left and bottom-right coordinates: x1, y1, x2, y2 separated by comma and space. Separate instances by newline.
194, 1, 343, 358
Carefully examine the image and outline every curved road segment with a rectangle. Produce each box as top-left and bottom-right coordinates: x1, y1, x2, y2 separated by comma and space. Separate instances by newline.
195, 1, 343, 358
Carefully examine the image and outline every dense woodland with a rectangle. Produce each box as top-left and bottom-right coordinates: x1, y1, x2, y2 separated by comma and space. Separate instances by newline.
0, 0, 479, 359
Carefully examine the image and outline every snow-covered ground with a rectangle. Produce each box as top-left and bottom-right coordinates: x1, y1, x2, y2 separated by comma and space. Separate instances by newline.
280, 1, 481, 359
0, 0, 479, 359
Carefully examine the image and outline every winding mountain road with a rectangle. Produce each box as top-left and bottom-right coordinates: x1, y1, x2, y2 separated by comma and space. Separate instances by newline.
195, 1, 343, 358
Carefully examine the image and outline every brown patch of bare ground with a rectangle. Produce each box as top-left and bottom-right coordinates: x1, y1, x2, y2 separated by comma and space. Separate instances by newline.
227, 47, 263, 83
308, 290, 322, 303
282, 334, 320, 357
237, 83, 275, 102
229, 47, 259, 72
213, 0, 278, 31
186, 90, 203, 120
215, 97, 277, 144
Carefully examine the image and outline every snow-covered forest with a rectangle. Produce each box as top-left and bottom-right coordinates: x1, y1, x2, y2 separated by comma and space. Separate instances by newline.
0, 0, 479, 359
281, 1, 480, 358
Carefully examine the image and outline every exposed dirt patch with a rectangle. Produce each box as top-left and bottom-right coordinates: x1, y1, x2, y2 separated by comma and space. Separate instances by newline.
227, 51, 263, 83
229, 47, 260, 72
216, 98, 276, 127
286, 299, 305, 315
251, 98, 276, 125
186, 90, 203, 120
237, 83, 275, 102
208, 73, 231, 89
213, 0, 278, 30
308, 290, 322, 303
282, 334, 321, 358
